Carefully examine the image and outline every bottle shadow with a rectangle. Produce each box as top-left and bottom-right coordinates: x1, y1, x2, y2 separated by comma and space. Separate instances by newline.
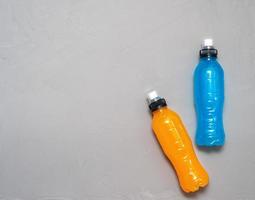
181, 185, 209, 198
196, 145, 225, 153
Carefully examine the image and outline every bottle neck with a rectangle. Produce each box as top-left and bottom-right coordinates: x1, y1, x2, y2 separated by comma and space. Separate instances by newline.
199, 48, 218, 59
149, 98, 167, 112
200, 56, 217, 62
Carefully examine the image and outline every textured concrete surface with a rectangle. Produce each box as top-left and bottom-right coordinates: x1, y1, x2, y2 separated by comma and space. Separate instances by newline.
0, 0, 255, 199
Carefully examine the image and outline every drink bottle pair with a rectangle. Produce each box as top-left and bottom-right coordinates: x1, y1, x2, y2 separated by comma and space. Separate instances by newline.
147, 39, 225, 193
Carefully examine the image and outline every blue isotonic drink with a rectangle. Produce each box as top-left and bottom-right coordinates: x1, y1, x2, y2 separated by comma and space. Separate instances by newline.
194, 39, 225, 147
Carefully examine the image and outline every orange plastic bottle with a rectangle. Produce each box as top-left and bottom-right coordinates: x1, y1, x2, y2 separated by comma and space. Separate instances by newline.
147, 91, 209, 193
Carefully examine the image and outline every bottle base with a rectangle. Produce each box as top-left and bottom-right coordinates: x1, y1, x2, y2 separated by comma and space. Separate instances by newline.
195, 137, 225, 147
196, 142, 224, 147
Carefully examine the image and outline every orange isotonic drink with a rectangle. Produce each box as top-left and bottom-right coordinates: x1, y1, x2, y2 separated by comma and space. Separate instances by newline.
147, 91, 209, 193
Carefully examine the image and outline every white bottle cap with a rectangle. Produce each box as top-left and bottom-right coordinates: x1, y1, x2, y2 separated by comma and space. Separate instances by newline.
202, 38, 214, 48
147, 90, 161, 104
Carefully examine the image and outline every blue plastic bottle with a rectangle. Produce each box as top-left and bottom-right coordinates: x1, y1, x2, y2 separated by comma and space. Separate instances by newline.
194, 39, 225, 147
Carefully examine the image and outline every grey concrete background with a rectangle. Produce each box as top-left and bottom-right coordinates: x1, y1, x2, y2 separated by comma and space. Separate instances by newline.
0, 0, 255, 199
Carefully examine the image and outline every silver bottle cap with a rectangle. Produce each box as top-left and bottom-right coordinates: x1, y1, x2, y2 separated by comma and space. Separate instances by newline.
147, 90, 161, 105
202, 38, 214, 49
